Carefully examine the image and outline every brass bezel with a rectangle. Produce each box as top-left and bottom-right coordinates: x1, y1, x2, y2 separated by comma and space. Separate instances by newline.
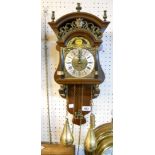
63, 47, 96, 79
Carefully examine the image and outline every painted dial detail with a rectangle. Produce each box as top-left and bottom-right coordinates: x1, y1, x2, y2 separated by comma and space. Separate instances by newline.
65, 48, 94, 78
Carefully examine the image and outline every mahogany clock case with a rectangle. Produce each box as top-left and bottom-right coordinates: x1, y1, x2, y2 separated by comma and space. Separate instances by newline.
48, 5, 110, 125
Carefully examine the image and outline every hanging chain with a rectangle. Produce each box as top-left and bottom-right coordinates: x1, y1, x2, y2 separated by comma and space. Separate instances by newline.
77, 84, 83, 155
66, 85, 69, 118
44, 9, 52, 144
90, 85, 94, 114
77, 122, 82, 155
72, 84, 76, 135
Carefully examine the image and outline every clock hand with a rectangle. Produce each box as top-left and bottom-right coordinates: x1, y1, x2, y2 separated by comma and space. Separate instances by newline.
78, 49, 82, 64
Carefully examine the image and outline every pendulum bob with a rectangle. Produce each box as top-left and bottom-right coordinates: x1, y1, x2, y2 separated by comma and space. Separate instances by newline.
66, 84, 93, 125
60, 118, 74, 145
84, 128, 97, 152
85, 121, 113, 155
84, 113, 97, 152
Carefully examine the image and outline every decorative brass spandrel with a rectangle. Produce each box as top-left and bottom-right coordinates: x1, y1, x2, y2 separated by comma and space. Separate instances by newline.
57, 19, 102, 40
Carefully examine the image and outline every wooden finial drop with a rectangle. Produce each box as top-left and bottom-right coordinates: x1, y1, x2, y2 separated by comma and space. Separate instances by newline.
103, 10, 107, 21
51, 11, 55, 22
76, 3, 82, 12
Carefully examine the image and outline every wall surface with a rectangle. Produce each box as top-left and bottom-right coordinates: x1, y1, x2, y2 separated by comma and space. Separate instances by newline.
41, 0, 113, 154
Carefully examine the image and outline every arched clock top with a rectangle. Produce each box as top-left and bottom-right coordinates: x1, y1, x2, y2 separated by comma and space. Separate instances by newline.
52, 12, 109, 29
48, 10, 110, 47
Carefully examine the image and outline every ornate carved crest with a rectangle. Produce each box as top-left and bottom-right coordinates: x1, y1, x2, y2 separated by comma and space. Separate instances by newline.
57, 19, 103, 40
75, 18, 83, 28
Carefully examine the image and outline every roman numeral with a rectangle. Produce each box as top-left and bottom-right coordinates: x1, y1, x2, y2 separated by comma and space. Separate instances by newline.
72, 70, 76, 74
68, 66, 72, 69
86, 56, 91, 59
87, 66, 91, 70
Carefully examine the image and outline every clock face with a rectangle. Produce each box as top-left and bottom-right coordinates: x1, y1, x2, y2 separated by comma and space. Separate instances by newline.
65, 48, 95, 78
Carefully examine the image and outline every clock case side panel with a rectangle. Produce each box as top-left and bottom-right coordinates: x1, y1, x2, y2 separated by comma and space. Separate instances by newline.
53, 46, 65, 83
96, 49, 105, 84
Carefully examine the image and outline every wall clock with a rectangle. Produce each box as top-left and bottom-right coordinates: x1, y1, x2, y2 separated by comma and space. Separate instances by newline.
48, 3, 110, 126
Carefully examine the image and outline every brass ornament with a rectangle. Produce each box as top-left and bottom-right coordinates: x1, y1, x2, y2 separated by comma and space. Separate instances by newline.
67, 37, 91, 49
103, 10, 107, 21
84, 113, 97, 152
84, 128, 97, 152
58, 19, 102, 40
75, 18, 84, 28
75, 38, 83, 47
95, 121, 113, 155
85, 121, 113, 155
76, 3, 82, 12
51, 11, 55, 22
60, 118, 74, 145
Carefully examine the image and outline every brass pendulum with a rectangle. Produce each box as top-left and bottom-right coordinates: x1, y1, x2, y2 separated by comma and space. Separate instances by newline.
84, 113, 97, 152
60, 118, 74, 145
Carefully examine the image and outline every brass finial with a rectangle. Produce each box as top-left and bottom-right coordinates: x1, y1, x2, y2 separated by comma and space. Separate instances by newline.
76, 3, 82, 12
51, 11, 55, 22
103, 10, 107, 21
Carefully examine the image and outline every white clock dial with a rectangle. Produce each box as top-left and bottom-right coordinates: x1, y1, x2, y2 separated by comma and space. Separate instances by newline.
65, 48, 95, 78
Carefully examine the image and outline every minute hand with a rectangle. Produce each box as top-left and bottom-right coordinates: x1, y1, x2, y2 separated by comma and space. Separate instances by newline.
78, 49, 82, 64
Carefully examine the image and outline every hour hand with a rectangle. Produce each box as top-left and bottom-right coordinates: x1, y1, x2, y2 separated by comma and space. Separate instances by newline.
78, 49, 82, 64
